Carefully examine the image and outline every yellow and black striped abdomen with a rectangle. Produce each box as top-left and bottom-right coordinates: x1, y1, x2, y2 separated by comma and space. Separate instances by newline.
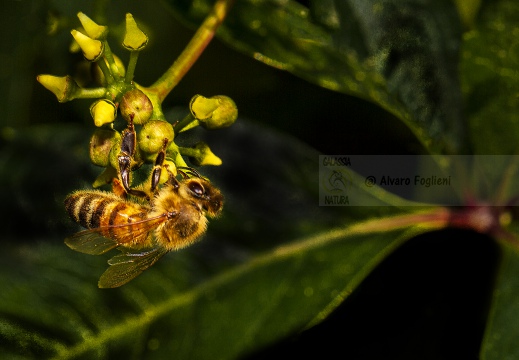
64, 190, 149, 239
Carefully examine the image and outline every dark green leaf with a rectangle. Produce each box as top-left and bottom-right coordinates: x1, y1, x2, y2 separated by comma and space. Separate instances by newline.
0, 227, 427, 359
164, 0, 465, 153
460, 0, 519, 154
460, 2, 519, 353
480, 242, 519, 359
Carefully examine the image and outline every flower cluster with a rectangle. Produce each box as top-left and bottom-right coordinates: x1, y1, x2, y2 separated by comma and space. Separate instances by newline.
37, 12, 237, 188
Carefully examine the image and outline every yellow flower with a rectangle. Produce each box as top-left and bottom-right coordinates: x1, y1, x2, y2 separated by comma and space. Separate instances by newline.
123, 13, 148, 51
158, 160, 177, 184
90, 99, 117, 127
77, 12, 108, 40
190, 95, 238, 129
71, 29, 104, 61
36, 74, 81, 102
186, 142, 222, 166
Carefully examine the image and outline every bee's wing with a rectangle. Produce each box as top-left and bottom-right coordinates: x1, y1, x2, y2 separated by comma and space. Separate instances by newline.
65, 214, 168, 255
65, 229, 119, 255
98, 247, 169, 288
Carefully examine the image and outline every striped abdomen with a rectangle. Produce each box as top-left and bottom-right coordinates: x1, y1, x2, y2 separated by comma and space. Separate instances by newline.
64, 190, 150, 241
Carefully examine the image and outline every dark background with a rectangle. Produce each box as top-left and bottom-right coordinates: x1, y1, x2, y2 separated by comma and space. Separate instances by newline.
0, 1, 498, 359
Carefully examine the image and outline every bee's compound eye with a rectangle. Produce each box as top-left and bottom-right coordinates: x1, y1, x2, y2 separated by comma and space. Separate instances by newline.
188, 181, 205, 197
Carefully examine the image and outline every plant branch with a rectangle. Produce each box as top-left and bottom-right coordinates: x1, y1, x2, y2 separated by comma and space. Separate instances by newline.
145, 0, 235, 101
77, 87, 107, 99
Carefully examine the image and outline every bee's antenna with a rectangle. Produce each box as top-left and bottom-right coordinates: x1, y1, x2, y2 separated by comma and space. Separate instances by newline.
177, 166, 202, 178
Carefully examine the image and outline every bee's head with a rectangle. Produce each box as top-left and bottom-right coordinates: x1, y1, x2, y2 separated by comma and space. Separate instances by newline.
183, 178, 223, 217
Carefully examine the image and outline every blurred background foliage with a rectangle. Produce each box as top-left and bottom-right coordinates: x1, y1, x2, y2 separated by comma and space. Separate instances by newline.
0, 0, 508, 359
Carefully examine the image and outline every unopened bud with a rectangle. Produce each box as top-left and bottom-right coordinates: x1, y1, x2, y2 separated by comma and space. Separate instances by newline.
36, 74, 82, 102
186, 142, 222, 166
71, 29, 104, 61
109, 138, 122, 170
123, 14, 148, 51
138, 120, 174, 155
90, 128, 121, 167
190, 95, 238, 129
92, 166, 118, 188
108, 137, 142, 170
120, 89, 153, 125
90, 99, 117, 127
158, 160, 177, 185
77, 12, 108, 40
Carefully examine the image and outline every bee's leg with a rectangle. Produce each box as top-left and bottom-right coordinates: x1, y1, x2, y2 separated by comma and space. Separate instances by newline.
118, 116, 149, 199
150, 138, 169, 193
112, 178, 127, 198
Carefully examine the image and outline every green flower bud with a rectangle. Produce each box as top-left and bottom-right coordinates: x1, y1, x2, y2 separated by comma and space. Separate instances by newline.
92, 54, 125, 86
90, 128, 121, 167
184, 142, 222, 166
77, 12, 108, 40
90, 99, 117, 127
109, 137, 122, 170
71, 29, 104, 61
69, 37, 81, 53
138, 120, 175, 155
190, 95, 218, 120
108, 137, 143, 171
120, 89, 153, 125
92, 166, 118, 188
123, 13, 148, 51
158, 160, 177, 185
190, 95, 238, 129
36, 74, 82, 102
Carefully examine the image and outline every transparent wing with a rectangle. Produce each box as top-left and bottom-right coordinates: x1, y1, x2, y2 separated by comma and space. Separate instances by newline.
64, 230, 119, 255
98, 246, 169, 288
65, 214, 168, 255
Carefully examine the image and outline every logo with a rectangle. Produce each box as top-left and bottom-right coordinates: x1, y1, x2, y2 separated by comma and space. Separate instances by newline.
320, 167, 352, 205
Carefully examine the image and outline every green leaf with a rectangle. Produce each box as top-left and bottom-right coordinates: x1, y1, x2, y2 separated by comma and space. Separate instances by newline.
0, 227, 430, 359
0, 119, 437, 359
481, 242, 519, 359
458, 3, 519, 353
164, 0, 465, 153
0, 124, 97, 238
460, 0, 519, 155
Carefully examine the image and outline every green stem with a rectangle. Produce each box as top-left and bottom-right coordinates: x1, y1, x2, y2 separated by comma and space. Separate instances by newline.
176, 153, 188, 168
103, 42, 122, 79
494, 156, 519, 205
177, 146, 198, 157
77, 87, 107, 99
344, 208, 451, 235
146, 0, 235, 102
125, 51, 139, 83
96, 56, 114, 84
167, 142, 188, 168
173, 113, 199, 133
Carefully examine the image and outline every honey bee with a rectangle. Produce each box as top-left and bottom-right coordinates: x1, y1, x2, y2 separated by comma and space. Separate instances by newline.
64, 171, 223, 288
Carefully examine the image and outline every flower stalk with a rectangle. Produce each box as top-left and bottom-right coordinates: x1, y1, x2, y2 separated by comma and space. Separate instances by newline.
145, 0, 236, 101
